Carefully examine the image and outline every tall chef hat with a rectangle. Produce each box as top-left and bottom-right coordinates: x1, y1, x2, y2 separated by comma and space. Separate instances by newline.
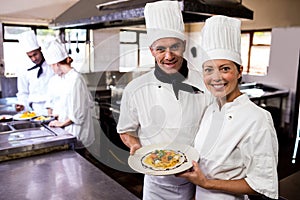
144, 0, 185, 46
201, 15, 242, 65
42, 39, 68, 65
18, 30, 40, 53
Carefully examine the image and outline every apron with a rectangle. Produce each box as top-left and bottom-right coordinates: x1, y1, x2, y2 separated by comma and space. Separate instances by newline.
143, 175, 195, 200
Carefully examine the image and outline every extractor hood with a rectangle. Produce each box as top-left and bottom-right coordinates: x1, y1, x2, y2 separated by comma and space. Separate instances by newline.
49, 0, 253, 29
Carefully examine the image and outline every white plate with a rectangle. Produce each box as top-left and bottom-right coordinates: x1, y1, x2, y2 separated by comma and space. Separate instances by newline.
128, 143, 199, 176
13, 113, 36, 121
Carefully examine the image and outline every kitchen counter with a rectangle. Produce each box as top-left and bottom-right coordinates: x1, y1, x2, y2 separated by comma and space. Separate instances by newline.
240, 82, 289, 101
0, 150, 139, 200
0, 97, 77, 161
0, 120, 77, 162
279, 170, 300, 200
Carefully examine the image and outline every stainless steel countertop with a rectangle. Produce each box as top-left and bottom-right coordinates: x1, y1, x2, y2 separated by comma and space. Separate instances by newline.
0, 121, 77, 161
0, 150, 140, 200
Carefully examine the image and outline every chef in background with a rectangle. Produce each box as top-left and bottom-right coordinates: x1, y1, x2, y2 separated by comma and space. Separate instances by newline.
16, 30, 54, 115
43, 39, 95, 149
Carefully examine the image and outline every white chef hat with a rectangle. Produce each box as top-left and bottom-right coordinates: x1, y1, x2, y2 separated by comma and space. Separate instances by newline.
144, 0, 185, 46
42, 39, 68, 65
18, 30, 40, 52
200, 15, 242, 65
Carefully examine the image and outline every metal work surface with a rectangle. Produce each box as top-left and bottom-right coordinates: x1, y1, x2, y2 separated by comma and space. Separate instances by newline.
0, 150, 140, 200
0, 120, 76, 161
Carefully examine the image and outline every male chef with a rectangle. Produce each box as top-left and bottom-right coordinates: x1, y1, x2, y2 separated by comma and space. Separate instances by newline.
16, 30, 54, 115
117, 1, 212, 199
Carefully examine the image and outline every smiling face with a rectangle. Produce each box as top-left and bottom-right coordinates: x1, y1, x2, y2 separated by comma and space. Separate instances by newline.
203, 59, 243, 106
150, 37, 186, 74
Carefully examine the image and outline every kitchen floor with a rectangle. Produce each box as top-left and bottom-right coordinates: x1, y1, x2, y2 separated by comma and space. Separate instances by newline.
79, 128, 300, 200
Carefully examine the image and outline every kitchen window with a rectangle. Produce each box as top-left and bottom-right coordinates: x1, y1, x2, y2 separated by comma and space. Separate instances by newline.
2, 25, 88, 77
241, 30, 271, 76
2, 24, 58, 77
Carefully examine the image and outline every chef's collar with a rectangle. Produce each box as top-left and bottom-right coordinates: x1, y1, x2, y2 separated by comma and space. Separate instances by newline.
60, 68, 75, 79
154, 59, 203, 100
27, 57, 45, 78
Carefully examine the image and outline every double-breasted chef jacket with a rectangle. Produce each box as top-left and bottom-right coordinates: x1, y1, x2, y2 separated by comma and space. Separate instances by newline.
117, 65, 212, 200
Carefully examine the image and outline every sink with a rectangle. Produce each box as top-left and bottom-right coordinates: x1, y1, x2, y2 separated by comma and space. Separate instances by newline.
0, 124, 12, 132
0, 121, 44, 134
11, 122, 42, 130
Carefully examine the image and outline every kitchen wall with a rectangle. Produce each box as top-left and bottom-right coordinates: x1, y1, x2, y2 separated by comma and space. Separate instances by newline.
245, 28, 300, 126
242, 0, 300, 29
240, 0, 300, 133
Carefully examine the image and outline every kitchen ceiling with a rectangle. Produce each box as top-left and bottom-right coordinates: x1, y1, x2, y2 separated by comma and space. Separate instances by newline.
0, 0, 253, 29
50, 0, 253, 29
0, 0, 79, 25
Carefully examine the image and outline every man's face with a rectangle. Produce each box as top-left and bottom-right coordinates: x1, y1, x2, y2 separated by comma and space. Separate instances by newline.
150, 38, 186, 74
26, 48, 43, 65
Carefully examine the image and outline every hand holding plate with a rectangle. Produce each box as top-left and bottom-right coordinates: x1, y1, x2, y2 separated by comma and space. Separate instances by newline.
176, 160, 209, 188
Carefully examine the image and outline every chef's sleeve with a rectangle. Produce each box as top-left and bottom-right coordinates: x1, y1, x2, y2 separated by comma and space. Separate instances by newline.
68, 79, 87, 125
116, 87, 139, 136
16, 72, 30, 110
242, 113, 279, 199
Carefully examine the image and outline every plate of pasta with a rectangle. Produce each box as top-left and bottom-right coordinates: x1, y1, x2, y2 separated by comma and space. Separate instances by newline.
128, 143, 199, 176
13, 111, 37, 120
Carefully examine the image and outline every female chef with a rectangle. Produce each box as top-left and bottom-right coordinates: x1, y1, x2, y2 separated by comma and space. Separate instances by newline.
43, 39, 95, 149
178, 15, 279, 200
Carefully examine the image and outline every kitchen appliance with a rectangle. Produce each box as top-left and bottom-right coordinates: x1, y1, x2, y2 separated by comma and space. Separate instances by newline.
50, 0, 253, 29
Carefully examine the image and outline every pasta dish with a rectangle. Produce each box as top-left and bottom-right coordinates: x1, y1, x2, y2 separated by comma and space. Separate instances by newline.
141, 149, 186, 171
20, 111, 36, 119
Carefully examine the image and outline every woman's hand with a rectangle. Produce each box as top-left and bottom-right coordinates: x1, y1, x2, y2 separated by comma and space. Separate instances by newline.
178, 161, 257, 195
49, 118, 72, 128
49, 120, 64, 128
176, 160, 209, 188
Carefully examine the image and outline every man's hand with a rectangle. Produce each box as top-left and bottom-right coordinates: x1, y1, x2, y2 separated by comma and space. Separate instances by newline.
15, 104, 25, 112
120, 133, 142, 155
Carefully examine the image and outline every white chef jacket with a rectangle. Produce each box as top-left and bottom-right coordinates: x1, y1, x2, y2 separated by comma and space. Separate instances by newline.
194, 94, 278, 200
16, 61, 54, 115
45, 69, 95, 148
117, 66, 212, 200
